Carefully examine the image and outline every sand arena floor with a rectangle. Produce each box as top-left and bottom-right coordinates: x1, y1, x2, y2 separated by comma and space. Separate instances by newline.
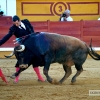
0, 58, 100, 100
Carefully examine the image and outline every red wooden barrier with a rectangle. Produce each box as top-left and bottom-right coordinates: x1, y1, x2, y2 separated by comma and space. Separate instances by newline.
82, 20, 100, 47
0, 26, 15, 47
0, 16, 100, 47
31, 21, 48, 32
49, 21, 81, 39
0, 16, 12, 26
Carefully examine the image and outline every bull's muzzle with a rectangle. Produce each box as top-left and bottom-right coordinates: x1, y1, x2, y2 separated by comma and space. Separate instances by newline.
19, 64, 28, 68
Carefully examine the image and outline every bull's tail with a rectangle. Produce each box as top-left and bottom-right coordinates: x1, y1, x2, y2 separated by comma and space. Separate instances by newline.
89, 39, 100, 58
85, 40, 100, 60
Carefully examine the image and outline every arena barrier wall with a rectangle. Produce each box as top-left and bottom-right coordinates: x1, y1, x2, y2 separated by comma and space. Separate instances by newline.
0, 16, 100, 58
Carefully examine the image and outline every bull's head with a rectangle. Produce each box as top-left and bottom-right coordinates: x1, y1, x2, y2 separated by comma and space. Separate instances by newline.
5, 45, 33, 68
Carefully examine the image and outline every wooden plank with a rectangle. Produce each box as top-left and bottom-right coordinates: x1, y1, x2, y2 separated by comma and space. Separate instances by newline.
83, 36, 100, 40
49, 30, 80, 34
82, 36, 100, 47
50, 26, 80, 31
31, 21, 48, 32
50, 21, 81, 27
49, 31, 81, 38
34, 26, 48, 32
0, 27, 9, 38
0, 36, 15, 47
83, 27, 100, 31
31, 21, 48, 27
83, 20, 100, 27
83, 31, 100, 36
0, 16, 12, 26
0, 26, 15, 47
83, 41, 100, 47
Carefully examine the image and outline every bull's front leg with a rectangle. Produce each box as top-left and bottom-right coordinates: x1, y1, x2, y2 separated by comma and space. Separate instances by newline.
43, 54, 58, 84
43, 62, 53, 84
43, 68, 52, 83
43, 63, 58, 84
10, 68, 26, 79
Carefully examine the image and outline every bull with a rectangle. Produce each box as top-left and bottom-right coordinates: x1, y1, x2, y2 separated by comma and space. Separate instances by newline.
5, 32, 100, 84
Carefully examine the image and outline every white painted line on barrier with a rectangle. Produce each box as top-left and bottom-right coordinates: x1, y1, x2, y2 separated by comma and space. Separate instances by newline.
90, 47, 100, 51
0, 47, 100, 51
0, 48, 14, 51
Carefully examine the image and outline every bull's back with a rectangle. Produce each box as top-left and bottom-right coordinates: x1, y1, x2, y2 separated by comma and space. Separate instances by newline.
43, 33, 87, 51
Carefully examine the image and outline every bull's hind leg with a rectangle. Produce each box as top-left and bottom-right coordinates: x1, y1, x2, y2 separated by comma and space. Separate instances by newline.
71, 64, 83, 83
59, 65, 72, 84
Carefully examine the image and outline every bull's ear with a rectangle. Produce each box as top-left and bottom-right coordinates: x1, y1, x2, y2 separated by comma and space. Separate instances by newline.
16, 45, 25, 52
4, 51, 14, 58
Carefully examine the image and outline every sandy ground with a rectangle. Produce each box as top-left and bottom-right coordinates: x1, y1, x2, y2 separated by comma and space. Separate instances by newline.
0, 58, 100, 100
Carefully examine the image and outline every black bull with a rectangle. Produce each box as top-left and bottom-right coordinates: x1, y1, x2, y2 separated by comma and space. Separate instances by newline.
5, 32, 100, 84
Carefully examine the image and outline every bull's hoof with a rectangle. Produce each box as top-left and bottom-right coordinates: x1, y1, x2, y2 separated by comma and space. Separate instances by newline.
54, 81, 62, 85
71, 78, 76, 83
58, 81, 63, 85
48, 79, 59, 84
51, 79, 57, 84
10, 74, 16, 79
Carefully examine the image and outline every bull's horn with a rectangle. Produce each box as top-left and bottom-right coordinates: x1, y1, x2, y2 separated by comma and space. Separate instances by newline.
4, 51, 14, 58
16, 45, 25, 52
